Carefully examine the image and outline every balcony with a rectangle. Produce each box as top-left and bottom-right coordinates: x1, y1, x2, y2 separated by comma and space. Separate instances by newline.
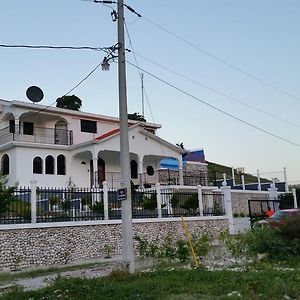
0, 125, 73, 146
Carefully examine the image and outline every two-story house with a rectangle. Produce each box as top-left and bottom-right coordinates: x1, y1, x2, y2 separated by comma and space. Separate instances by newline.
0, 99, 184, 188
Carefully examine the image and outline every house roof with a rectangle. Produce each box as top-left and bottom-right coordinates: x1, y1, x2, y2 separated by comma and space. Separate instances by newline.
0, 98, 161, 130
71, 123, 183, 155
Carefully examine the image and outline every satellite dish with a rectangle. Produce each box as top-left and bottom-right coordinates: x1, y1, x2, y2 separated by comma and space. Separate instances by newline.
26, 86, 44, 103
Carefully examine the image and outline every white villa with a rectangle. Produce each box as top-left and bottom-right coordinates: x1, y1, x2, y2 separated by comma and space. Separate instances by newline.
0, 99, 185, 188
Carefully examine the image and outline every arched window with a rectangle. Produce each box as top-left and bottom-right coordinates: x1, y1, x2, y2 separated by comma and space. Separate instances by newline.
33, 157, 43, 174
45, 155, 54, 174
57, 155, 66, 175
146, 166, 154, 176
130, 160, 138, 179
1, 154, 9, 175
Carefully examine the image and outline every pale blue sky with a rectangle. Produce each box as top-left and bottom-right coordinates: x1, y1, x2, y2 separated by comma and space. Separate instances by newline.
1, 0, 300, 183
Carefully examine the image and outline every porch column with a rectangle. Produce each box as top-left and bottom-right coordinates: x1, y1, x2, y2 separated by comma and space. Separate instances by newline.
14, 116, 20, 133
92, 157, 98, 188
178, 158, 184, 186
138, 157, 143, 187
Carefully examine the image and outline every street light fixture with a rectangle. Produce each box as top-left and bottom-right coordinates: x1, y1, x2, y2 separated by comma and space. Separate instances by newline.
101, 58, 110, 71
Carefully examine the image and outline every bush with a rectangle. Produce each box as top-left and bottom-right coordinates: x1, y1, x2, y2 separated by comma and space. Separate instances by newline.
142, 194, 157, 210
90, 201, 104, 214
279, 213, 300, 239
0, 176, 17, 215
180, 194, 198, 211
220, 226, 300, 262
134, 232, 210, 263
170, 193, 180, 208
81, 195, 92, 206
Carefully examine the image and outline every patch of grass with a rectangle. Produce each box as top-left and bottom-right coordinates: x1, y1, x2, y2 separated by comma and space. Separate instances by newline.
2, 269, 300, 299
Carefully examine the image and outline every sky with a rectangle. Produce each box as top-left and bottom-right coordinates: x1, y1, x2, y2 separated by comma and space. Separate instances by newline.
1, 0, 300, 183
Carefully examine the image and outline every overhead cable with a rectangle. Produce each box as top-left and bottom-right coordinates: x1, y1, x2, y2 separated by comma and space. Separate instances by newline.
132, 51, 300, 128
142, 16, 300, 103
126, 61, 300, 148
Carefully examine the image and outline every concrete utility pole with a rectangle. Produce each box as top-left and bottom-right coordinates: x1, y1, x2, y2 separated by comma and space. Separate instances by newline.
117, 0, 135, 273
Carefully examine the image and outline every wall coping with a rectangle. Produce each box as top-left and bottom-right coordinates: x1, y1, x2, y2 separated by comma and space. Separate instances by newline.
230, 189, 269, 194
0, 216, 228, 231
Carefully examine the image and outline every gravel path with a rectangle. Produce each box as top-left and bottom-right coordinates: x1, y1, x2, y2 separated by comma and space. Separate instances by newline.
0, 258, 123, 292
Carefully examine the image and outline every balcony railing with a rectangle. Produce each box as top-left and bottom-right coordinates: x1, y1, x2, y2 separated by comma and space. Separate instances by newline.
0, 125, 73, 146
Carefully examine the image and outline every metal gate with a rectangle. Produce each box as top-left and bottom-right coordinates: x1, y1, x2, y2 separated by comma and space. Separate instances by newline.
248, 199, 280, 226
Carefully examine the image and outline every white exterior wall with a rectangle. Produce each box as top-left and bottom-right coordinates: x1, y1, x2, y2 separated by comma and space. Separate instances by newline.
0, 148, 18, 186
70, 117, 118, 145
14, 147, 69, 187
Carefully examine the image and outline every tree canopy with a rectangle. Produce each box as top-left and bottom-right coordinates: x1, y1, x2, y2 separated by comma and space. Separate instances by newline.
56, 95, 82, 111
128, 112, 146, 122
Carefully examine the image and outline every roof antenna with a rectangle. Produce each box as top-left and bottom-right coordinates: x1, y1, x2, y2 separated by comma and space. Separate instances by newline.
141, 73, 145, 117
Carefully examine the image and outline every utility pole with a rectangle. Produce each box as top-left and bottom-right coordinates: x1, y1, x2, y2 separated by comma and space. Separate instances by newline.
117, 0, 135, 273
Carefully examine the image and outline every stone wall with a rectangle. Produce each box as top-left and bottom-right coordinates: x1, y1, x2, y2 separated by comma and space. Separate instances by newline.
231, 191, 269, 214
0, 218, 228, 272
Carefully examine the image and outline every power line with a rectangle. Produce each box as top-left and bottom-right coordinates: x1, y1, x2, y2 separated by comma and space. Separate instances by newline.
0, 44, 105, 51
24, 59, 104, 119
125, 22, 167, 157
142, 16, 300, 103
126, 61, 300, 148
132, 51, 300, 128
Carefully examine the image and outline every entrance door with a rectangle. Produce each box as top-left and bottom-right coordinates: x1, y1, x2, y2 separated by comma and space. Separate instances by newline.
98, 158, 105, 188
55, 121, 68, 145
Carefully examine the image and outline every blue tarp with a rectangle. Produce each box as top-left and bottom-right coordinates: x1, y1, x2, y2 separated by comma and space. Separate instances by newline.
160, 149, 205, 169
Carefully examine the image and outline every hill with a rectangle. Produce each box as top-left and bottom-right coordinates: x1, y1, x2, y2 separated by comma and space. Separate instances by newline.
206, 161, 271, 184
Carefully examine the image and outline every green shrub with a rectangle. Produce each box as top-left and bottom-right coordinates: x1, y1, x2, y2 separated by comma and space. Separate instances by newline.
134, 232, 211, 263
8, 200, 31, 220
180, 194, 198, 211
49, 195, 61, 206
61, 199, 72, 211
170, 193, 180, 208
220, 227, 300, 262
220, 230, 246, 257
176, 240, 190, 262
279, 213, 300, 239
142, 194, 166, 210
90, 201, 104, 214
192, 233, 210, 258
81, 195, 92, 206
0, 176, 17, 215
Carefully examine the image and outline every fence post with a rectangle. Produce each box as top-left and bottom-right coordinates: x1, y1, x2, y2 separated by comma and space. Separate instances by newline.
103, 181, 109, 220
241, 175, 245, 190
257, 169, 261, 191
197, 185, 203, 216
220, 182, 234, 234
292, 188, 298, 209
156, 183, 162, 218
30, 180, 37, 224
268, 182, 278, 210
283, 167, 289, 192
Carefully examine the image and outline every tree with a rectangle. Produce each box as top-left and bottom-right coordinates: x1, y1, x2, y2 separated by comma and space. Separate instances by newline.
0, 175, 16, 215
56, 95, 82, 111
128, 112, 146, 122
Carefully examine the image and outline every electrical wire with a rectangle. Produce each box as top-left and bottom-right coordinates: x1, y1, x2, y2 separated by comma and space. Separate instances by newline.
125, 22, 167, 157
126, 61, 300, 148
132, 51, 300, 128
0, 44, 105, 51
23, 59, 104, 119
142, 16, 300, 103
